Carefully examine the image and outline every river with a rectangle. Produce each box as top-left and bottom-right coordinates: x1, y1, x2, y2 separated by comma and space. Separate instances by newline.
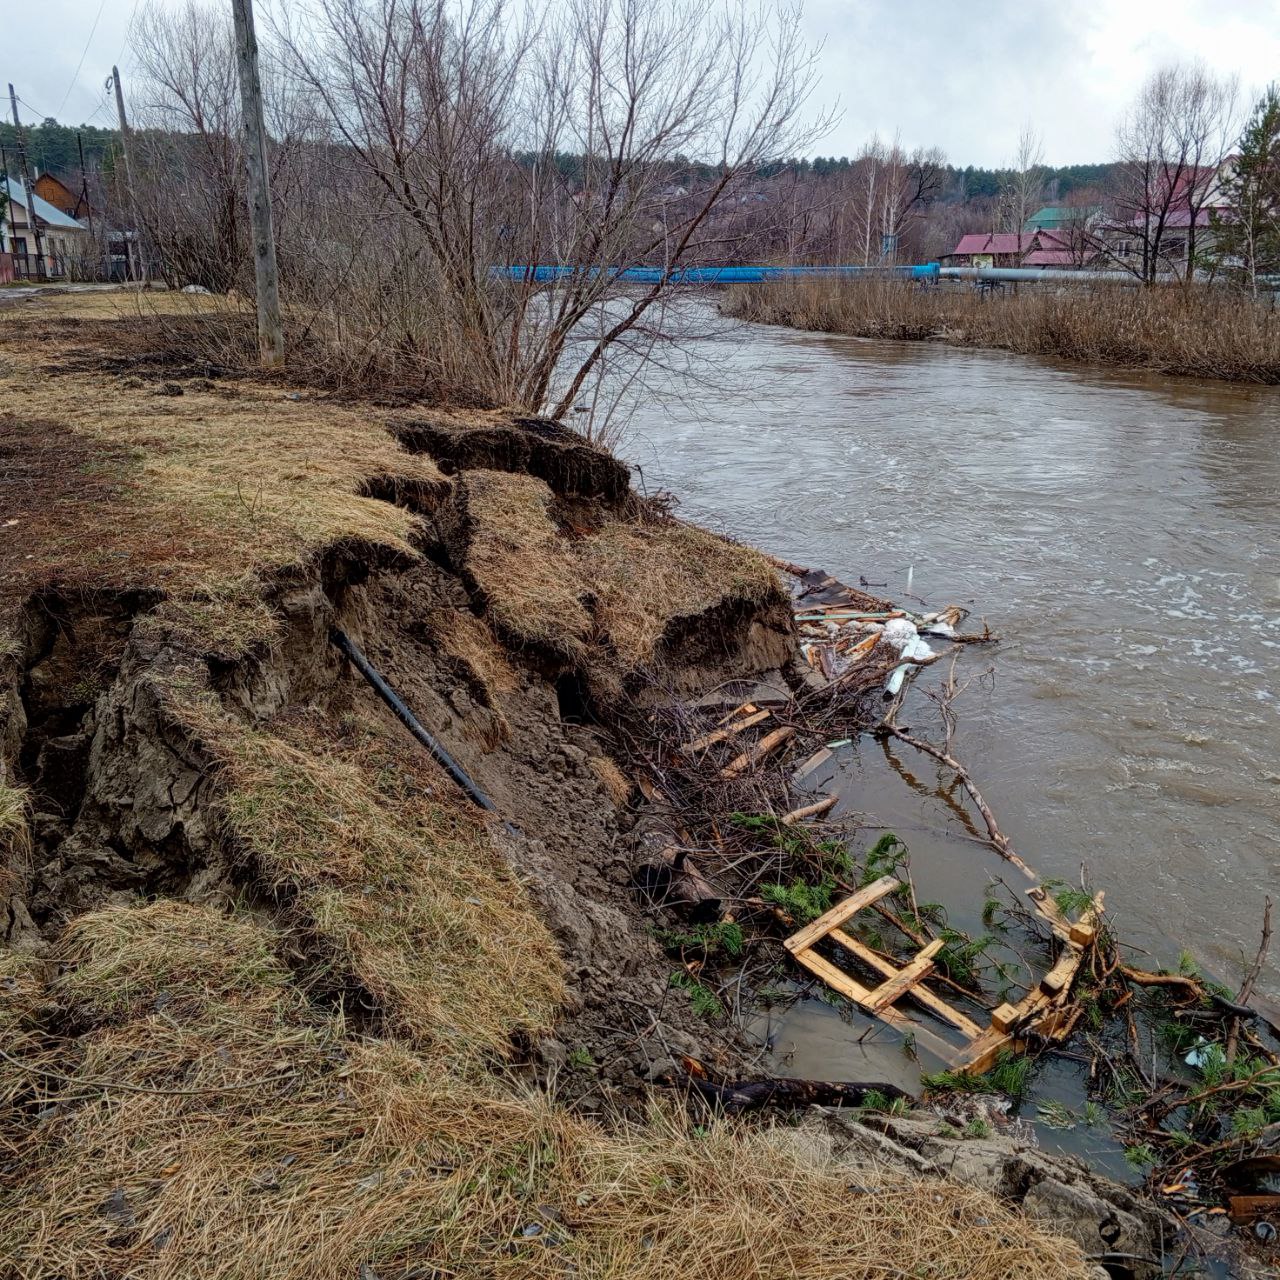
611, 303, 1279, 1116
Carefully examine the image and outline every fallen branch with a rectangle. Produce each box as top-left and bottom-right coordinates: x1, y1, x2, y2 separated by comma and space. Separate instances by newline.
780, 794, 838, 825
1227, 897, 1272, 1062
878, 723, 1035, 878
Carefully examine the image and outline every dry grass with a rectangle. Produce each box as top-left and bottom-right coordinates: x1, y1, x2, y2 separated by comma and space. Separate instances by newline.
0, 777, 32, 899
0, 293, 449, 655
461, 469, 782, 674
176, 697, 563, 1058
462, 470, 593, 658
726, 277, 1280, 383
0, 900, 1092, 1280
579, 518, 781, 670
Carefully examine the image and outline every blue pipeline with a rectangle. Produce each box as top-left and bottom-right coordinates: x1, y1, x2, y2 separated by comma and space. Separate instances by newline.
493, 263, 941, 283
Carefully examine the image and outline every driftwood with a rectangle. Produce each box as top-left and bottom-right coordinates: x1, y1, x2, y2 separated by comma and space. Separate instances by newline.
780, 794, 838, 825
879, 722, 1035, 878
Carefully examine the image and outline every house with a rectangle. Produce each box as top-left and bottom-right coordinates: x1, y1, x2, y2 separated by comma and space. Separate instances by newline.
1102, 162, 1235, 274
33, 171, 96, 224
1, 176, 92, 279
943, 228, 1082, 269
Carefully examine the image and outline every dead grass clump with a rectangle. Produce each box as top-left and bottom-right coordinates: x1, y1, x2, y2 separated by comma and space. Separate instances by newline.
577, 519, 782, 670
430, 605, 520, 699
725, 277, 1280, 383
461, 470, 783, 676
52, 901, 293, 1029
1, 899, 1091, 1280
0, 776, 32, 897
462, 470, 592, 657
180, 697, 563, 1056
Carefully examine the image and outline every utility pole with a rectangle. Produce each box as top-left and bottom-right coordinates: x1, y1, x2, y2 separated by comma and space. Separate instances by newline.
7, 85, 46, 278
0, 144, 12, 262
76, 133, 96, 237
109, 66, 147, 282
230, 0, 284, 367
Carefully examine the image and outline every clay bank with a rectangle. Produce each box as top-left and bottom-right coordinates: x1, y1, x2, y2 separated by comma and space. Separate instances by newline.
0, 291, 1273, 1280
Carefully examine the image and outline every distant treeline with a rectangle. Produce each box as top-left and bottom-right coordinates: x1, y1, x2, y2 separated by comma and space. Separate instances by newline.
797, 157, 1114, 199
2, 123, 1113, 209
0, 121, 119, 175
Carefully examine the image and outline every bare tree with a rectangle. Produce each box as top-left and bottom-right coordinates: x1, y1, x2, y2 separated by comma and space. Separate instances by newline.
847, 134, 944, 265
996, 123, 1044, 256
272, 0, 829, 422
1104, 63, 1237, 282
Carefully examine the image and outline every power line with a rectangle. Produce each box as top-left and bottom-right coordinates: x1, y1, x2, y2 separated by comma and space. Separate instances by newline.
56, 0, 109, 119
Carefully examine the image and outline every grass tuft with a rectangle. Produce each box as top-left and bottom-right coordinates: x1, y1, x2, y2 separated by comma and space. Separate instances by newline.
180, 697, 563, 1057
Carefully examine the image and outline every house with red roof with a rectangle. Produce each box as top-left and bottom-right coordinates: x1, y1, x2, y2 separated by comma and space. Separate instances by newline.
943, 228, 1086, 269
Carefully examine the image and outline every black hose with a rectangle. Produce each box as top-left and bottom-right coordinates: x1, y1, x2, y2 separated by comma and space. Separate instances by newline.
330, 627, 500, 817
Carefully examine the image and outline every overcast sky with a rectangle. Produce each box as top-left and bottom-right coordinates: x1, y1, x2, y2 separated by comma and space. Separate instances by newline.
12, 0, 1280, 167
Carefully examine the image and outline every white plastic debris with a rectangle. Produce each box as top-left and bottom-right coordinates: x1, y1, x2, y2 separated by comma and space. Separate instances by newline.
1184, 1037, 1227, 1072
882, 617, 934, 696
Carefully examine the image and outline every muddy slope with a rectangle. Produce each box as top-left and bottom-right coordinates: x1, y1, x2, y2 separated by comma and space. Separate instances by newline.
0, 378, 1164, 1275
1, 450, 792, 1084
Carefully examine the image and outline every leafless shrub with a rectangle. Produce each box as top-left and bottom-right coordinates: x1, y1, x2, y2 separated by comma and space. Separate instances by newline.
128, 0, 830, 418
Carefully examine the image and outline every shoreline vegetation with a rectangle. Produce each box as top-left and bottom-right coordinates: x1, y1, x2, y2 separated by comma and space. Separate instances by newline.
722, 278, 1280, 385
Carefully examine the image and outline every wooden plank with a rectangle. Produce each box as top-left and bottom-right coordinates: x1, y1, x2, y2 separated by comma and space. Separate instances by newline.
990, 1002, 1021, 1033
864, 939, 945, 1012
716, 701, 757, 725
721, 725, 796, 779
950, 1026, 1014, 1075
791, 746, 833, 785
789, 946, 958, 1064
780, 794, 838, 826
783, 876, 902, 955
1038, 948, 1083, 997
686, 708, 770, 752
1027, 886, 1106, 948
789, 945, 877, 1004
1025, 887, 1073, 944
828, 927, 985, 1040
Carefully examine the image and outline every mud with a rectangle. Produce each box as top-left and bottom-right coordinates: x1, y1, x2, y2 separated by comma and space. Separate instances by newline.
395, 413, 632, 502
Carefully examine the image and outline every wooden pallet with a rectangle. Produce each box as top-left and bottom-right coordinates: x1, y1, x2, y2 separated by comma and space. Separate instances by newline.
784, 880, 1104, 1074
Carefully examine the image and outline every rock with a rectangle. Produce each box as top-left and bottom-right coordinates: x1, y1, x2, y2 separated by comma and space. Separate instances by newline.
181, 284, 210, 294
1022, 1176, 1149, 1258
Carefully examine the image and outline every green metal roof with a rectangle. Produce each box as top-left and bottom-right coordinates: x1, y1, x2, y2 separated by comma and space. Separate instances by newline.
1025, 204, 1098, 228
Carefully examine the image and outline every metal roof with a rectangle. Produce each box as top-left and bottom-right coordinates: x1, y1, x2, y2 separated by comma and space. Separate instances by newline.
1, 177, 86, 230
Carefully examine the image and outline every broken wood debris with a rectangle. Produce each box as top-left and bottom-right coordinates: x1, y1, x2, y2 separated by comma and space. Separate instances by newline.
780, 794, 838, 825
720, 724, 796, 779
783, 873, 1104, 1075
685, 706, 771, 752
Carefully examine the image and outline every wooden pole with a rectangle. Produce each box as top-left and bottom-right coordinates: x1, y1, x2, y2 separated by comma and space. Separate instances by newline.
110, 66, 148, 283
230, 0, 284, 368
7, 85, 46, 277
76, 133, 96, 236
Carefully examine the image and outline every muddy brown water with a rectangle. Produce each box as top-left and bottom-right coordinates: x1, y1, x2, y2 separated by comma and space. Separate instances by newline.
613, 305, 1280, 1161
